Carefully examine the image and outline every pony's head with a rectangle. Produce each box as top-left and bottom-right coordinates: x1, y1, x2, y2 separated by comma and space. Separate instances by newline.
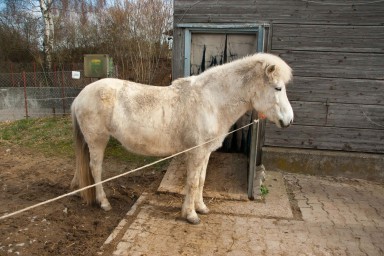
248, 54, 294, 128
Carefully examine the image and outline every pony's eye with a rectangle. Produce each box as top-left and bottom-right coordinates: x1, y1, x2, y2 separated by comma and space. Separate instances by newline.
275, 87, 282, 92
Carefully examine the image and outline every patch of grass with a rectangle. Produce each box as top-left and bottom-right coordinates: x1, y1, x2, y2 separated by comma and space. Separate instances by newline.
0, 117, 169, 169
0, 117, 73, 156
260, 184, 269, 197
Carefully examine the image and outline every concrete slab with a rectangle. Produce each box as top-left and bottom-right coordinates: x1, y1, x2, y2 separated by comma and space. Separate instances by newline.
100, 170, 292, 255
155, 171, 292, 219
158, 152, 249, 200
263, 146, 384, 181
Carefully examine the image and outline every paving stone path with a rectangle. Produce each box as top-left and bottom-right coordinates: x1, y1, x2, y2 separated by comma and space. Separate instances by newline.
100, 172, 384, 256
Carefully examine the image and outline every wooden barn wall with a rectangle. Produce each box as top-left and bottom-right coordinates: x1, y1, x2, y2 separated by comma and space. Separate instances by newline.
173, 0, 384, 153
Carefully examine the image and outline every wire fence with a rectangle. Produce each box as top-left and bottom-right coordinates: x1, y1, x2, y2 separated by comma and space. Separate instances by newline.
0, 71, 99, 121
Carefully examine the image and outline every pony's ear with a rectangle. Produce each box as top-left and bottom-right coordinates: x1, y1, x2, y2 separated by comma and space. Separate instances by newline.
265, 64, 276, 78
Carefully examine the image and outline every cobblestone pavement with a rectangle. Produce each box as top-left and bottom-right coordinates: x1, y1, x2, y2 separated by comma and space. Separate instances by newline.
100, 172, 384, 256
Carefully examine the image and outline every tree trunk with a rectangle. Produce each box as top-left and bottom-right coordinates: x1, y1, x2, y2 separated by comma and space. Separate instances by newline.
40, 0, 54, 72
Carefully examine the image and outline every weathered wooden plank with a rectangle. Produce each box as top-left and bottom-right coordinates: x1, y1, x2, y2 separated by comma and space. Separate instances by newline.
291, 101, 327, 126
290, 101, 384, 130
274, 51, 384, 79
264, 124, 384, 153
174, 0, 384, 11
175, 14, 384, 26
174, 0, 384, 25
273, 24, 384, 39
272, 24, 384, 53
172, 27, 185, 80
287, 77, 384, 105
327, 104, 384, 130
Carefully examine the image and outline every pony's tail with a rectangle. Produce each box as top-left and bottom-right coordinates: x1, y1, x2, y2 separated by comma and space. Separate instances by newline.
72, 111, 96, 205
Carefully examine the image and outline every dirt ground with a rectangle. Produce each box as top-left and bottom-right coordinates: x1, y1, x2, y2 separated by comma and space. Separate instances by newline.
0, 145, 166, 256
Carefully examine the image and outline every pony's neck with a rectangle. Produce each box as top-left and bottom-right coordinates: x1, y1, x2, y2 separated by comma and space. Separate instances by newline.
197, 69, 255, 132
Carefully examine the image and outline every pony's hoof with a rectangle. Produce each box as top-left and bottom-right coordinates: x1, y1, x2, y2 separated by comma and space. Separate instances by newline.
182, 210, 201, 224
196, 206, 210, 215
101, 203, 112, 211
187, 215, 201, 225
196, 203, 210, 215
70, 180, 79, 190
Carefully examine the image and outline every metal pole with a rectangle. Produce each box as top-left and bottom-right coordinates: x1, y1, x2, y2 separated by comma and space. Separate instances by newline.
248, 119, 259, 199
184, 29, 191, 77
257, 25, 264, 52
256, 25, 266, 167
248, 25, 267, 199
22, 72, 29, 119
256, 117, 265, 166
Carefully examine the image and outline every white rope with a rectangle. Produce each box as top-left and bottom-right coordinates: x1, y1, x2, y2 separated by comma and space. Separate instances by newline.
26, 97, 76, 101
0, 120, 259, 220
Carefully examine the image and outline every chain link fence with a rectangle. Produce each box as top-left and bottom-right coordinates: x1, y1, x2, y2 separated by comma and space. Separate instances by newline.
0, 71, 98, 121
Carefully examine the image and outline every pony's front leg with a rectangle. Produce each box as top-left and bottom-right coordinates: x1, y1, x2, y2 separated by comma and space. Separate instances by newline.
182, 151, 205, 224
195, 152, 211, 215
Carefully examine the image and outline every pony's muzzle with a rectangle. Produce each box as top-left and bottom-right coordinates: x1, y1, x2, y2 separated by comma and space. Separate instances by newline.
279, 119, 293, 128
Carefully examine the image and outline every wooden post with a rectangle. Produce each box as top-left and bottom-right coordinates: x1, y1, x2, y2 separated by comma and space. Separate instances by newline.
61, 69, 66, 115
33, 62, 37, 87
54, 64, 57, 86
22, 72, 29, 119
11, 63, 15, 87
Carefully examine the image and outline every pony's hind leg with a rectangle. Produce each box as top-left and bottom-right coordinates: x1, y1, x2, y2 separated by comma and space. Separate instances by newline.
88, 135, 111, 211
70, 169, 79, 190
182, 151, 210, 224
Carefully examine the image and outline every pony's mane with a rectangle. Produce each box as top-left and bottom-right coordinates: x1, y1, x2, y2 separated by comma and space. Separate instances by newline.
248, 53, 292, 83
171, 53, 292, 87
207, 53, 292, 83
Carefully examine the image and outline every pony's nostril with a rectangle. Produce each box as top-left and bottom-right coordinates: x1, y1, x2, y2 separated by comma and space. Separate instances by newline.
290, 119, 293, 124
279, 119, 292, 128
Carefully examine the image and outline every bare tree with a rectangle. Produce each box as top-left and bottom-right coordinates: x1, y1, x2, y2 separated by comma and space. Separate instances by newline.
0, 0, 41, 71
1, 0, 173, 83
102, 0, 172, 83
39, 0, 54, 71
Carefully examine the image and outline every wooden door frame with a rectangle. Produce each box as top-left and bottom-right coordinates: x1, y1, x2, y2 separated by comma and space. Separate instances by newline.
177, 23, 270, 199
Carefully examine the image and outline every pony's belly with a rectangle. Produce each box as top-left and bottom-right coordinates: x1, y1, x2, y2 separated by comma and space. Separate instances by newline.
116, 131, 181, 157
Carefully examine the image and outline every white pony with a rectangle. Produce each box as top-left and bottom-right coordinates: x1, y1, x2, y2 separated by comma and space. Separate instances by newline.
71, 53, 293, 224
